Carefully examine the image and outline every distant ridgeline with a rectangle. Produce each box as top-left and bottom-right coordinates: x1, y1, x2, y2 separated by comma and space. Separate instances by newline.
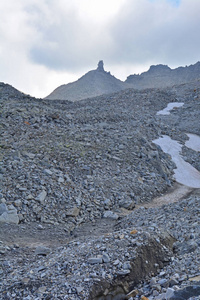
125, 61, 200, 89
45, 60, 129, 102
1, 61, 200, 102
45, 61, 200, 101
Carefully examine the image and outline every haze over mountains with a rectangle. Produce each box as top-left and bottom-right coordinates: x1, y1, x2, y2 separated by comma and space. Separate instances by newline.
45, 61, 200, 101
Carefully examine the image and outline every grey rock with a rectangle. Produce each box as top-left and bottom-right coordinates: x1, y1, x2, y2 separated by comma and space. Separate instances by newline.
122, 261, 131, 270
169, 277, 179, 287
158, 278, 168, 287
76, 286, 84, 293
0, 203, 7, 215
44, 169, 53, 175
58, 177, 64, 183
0, 211, 19, 224
170, 285, 200, 299
35, 246, 51, 256
165, 287, 175, 299
173, 240, 198, 255
88, 256, 103, 264
14, 200, 22, 207
66, 206, 80, 217
119, 198, 135, 210
150, 277, 157, 287
113, 259, 120, 266
102, 253, 110, 263
117, 269, 130, 276
103, 211, 119, 220
36, 190, 47, 203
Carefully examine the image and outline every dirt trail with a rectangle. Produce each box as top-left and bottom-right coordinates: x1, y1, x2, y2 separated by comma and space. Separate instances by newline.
138, 183, 194, 209
0, 184, 199, 249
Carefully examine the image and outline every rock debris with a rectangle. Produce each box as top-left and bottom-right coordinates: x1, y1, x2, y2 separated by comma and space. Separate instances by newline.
0, 80, 200, 299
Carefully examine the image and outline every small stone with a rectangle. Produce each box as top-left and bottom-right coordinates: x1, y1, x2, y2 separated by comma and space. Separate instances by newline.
88, 256, 103, 264
103, 211, 119, 220
14, 200, 22, 207
66, 206, 80, 217
76, 286, 84, 293
58, 177, 64, 183
0, 198, 6, 204
119, 198, 135, 210
154, 284, 162, 292
18, 187, 27, 191
35, 246, 50, 256
158, 278, 168, 287
130, 229, 138, 235
36, 190, 47, 203
22, 277, 30, 284
102, 253, 110, 263
38, 286, 46, 294
0, 203, 7, 215
113, 259, 120, 265
153, 290, 159, 296
104, 199, 111, 207
7, 204, 17, 213
165, 287, 175, 299
37, 224, 44, 230
117, 269, 130, 276
169, 277, 179, 287
37, 265, 46, 272
44, 169, 53, 175
150, 277, 157, 287
24, 152, 35, 159
0, 211, 19, 224
159, 271, 166, 276
122, 261, 131, 270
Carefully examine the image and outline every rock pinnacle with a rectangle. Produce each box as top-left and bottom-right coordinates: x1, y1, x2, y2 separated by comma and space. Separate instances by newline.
97, 60, 104, 71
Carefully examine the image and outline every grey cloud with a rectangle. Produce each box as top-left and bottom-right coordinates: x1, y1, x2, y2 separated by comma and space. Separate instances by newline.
22, 0, 200, 74
27, 2, 110, 71
107, 0, 200, 67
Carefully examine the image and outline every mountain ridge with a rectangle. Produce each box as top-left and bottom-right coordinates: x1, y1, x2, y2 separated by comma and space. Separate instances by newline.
45, 61, 200, 101
126, 61, 200, 88
45, 60, 129, 101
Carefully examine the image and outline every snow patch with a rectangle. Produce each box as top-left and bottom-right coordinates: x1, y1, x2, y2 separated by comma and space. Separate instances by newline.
157, 102, 184, 115
185, 133, 200, 152
153, 135, 200, 188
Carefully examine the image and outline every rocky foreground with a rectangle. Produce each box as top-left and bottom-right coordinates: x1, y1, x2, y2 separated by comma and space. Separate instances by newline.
0, 81, 200, 299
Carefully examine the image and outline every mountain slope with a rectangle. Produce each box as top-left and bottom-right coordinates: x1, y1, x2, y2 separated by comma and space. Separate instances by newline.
0, 82, 37, 101
0, 82, 26, 100
126, 61, 200, 89
45, 61, 129, 101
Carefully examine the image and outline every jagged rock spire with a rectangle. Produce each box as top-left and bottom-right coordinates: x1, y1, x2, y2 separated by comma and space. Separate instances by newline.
97, 60, 104, 71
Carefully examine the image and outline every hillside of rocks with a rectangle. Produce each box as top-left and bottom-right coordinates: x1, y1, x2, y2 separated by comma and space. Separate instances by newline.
46, 61, 129, 101
0, 79, 200, 299
126, 61, 200, 89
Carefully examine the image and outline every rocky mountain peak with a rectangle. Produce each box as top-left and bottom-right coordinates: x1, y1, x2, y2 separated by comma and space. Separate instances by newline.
45, 60, 128, 101
148, 64, 171, 74
97, 60, 104, 72
126, 61, 200, 88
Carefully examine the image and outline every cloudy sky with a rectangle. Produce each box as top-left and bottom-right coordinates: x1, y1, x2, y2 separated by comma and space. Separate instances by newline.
0, 0, 199, 98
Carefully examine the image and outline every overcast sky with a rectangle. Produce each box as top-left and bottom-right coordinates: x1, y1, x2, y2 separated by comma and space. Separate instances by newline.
0, 0, 199, 98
